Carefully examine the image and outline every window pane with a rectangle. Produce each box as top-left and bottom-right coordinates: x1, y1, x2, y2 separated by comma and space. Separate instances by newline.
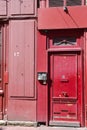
49, 0, 63, 7
53, 37, 76, 46
67, 0, 82, 6
49, 0, 82, 7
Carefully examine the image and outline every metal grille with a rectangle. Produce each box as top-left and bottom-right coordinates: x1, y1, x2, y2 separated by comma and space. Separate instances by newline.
49, 0, 63, 7
49, 0, 82, 7
67, 0, 82, 6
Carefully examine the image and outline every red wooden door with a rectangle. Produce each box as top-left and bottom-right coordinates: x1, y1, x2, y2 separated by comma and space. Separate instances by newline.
49, 51, 83, 126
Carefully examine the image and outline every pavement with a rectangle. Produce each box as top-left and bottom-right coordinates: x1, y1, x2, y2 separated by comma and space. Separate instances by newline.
0, 126, 87, 130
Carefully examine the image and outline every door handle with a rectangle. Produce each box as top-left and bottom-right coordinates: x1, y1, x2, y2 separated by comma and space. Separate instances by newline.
0, 90, 4, 95
62, 92, 68, 97
0, 78, 2, 82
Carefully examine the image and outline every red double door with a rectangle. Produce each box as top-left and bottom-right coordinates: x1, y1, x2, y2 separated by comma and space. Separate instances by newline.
49, 51, 83, 126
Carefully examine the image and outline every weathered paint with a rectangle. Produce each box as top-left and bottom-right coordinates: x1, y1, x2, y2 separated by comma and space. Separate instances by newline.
8, 19, 36, 121
49, 52, 83, 126
0, 0, 86, 127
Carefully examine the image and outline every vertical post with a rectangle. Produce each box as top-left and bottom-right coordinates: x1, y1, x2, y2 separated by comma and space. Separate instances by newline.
85, 30, 87, 126
46, 0, 49, 7
40, 0, 46, 8
64, 0, 66, 6
82, 0, 85, 5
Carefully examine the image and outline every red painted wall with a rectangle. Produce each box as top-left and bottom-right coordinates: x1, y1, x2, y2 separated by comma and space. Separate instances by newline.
37, 31, 48, 122
0, 0, 87, 126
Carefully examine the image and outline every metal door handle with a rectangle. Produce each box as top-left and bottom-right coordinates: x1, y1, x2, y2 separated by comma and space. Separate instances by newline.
0, 78, 2, 82
62, 92, 68, 97
0, 90, 4, 95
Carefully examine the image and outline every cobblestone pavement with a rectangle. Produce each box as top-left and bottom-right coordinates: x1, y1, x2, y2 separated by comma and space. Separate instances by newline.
0, 126, 87, 130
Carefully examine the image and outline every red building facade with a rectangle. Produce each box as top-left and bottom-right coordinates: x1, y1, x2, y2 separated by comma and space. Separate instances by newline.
37, 0, 87, 127
0, 0, 87, 128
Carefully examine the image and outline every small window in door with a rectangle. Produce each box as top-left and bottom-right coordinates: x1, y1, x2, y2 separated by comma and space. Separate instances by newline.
53, 37, 76, 46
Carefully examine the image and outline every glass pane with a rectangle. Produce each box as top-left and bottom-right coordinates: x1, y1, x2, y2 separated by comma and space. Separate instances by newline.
49, 0, 63, 7
53, 37, 76, 46
49, 0, 82, 7
67, 0, 82, 6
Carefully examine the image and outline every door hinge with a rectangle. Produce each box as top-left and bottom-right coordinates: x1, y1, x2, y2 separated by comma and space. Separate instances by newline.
4, 71, 9, 84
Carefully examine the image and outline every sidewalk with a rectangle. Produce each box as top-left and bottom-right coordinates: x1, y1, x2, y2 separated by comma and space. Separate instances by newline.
0, 126, 87, 130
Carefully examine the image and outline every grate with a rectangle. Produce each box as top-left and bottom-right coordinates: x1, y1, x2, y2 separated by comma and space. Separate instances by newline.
49, 0, 63, 7
49, 0, 82, 7
67, 0, 82, 6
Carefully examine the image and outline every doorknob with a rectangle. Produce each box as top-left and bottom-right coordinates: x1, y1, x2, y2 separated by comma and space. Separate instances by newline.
0, 90, 4, 95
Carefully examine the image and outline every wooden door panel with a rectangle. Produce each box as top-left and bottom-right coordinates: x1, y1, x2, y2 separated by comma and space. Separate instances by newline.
53, 103, 77, 120
49, 52, 82, 124
53, 54, 77, 98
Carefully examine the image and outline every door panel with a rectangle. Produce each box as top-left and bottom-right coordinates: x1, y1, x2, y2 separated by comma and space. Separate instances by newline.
49, 51, 82, 126
53, 54, 77, 98
9, 20, 35, 98
53, 103, 77, 120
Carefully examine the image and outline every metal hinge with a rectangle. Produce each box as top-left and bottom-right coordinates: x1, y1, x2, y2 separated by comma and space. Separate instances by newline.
4, 71, 9, 84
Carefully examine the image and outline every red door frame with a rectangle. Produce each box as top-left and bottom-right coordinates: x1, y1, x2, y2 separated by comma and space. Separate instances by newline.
1, 23, 8, 120
46, 30, 84, 126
